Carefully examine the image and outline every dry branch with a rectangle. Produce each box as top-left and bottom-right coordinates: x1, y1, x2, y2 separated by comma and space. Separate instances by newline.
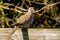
35, 2, 60, 13
26, 0, 47, 5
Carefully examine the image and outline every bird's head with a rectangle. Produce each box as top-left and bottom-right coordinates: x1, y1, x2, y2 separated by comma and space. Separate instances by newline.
28, 7, 35, 14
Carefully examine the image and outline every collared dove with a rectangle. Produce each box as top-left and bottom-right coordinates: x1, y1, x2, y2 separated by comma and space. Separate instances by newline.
8, 7, 34, 40
12, 7, 34, 28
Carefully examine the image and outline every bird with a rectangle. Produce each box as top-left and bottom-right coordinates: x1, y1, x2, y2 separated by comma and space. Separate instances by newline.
10, 7, 34, 37
12, 7, 34, 28
8, 7, 35, 40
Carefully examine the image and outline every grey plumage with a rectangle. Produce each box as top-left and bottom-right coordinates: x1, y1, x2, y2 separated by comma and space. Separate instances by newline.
12, 7, 34, 28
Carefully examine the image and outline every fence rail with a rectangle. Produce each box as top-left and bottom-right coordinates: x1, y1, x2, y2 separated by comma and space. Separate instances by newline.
0, 28, 60, 40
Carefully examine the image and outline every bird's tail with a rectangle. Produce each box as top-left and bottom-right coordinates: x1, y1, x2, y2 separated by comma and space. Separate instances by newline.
11, 23, 17, 27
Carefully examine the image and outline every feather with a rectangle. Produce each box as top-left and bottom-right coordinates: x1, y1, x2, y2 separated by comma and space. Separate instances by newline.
12, 7, 34, 28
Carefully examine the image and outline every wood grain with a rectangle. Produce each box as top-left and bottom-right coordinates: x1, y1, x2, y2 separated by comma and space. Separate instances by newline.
0, 28, 60, 40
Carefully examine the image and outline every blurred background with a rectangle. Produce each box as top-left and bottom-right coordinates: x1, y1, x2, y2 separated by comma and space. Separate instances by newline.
0, 0, 60, 28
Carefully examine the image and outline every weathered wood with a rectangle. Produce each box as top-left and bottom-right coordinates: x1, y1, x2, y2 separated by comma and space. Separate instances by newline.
0, 28, 60, 40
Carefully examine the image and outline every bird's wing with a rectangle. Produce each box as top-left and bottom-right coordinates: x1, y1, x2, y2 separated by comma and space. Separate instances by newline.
16, 12, 31, 24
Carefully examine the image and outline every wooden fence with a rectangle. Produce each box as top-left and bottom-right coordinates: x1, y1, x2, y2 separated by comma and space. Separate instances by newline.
0, 28, 60, 40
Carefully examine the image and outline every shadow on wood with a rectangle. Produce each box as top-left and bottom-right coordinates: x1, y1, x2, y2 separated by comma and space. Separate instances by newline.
21, 28, 29, 40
